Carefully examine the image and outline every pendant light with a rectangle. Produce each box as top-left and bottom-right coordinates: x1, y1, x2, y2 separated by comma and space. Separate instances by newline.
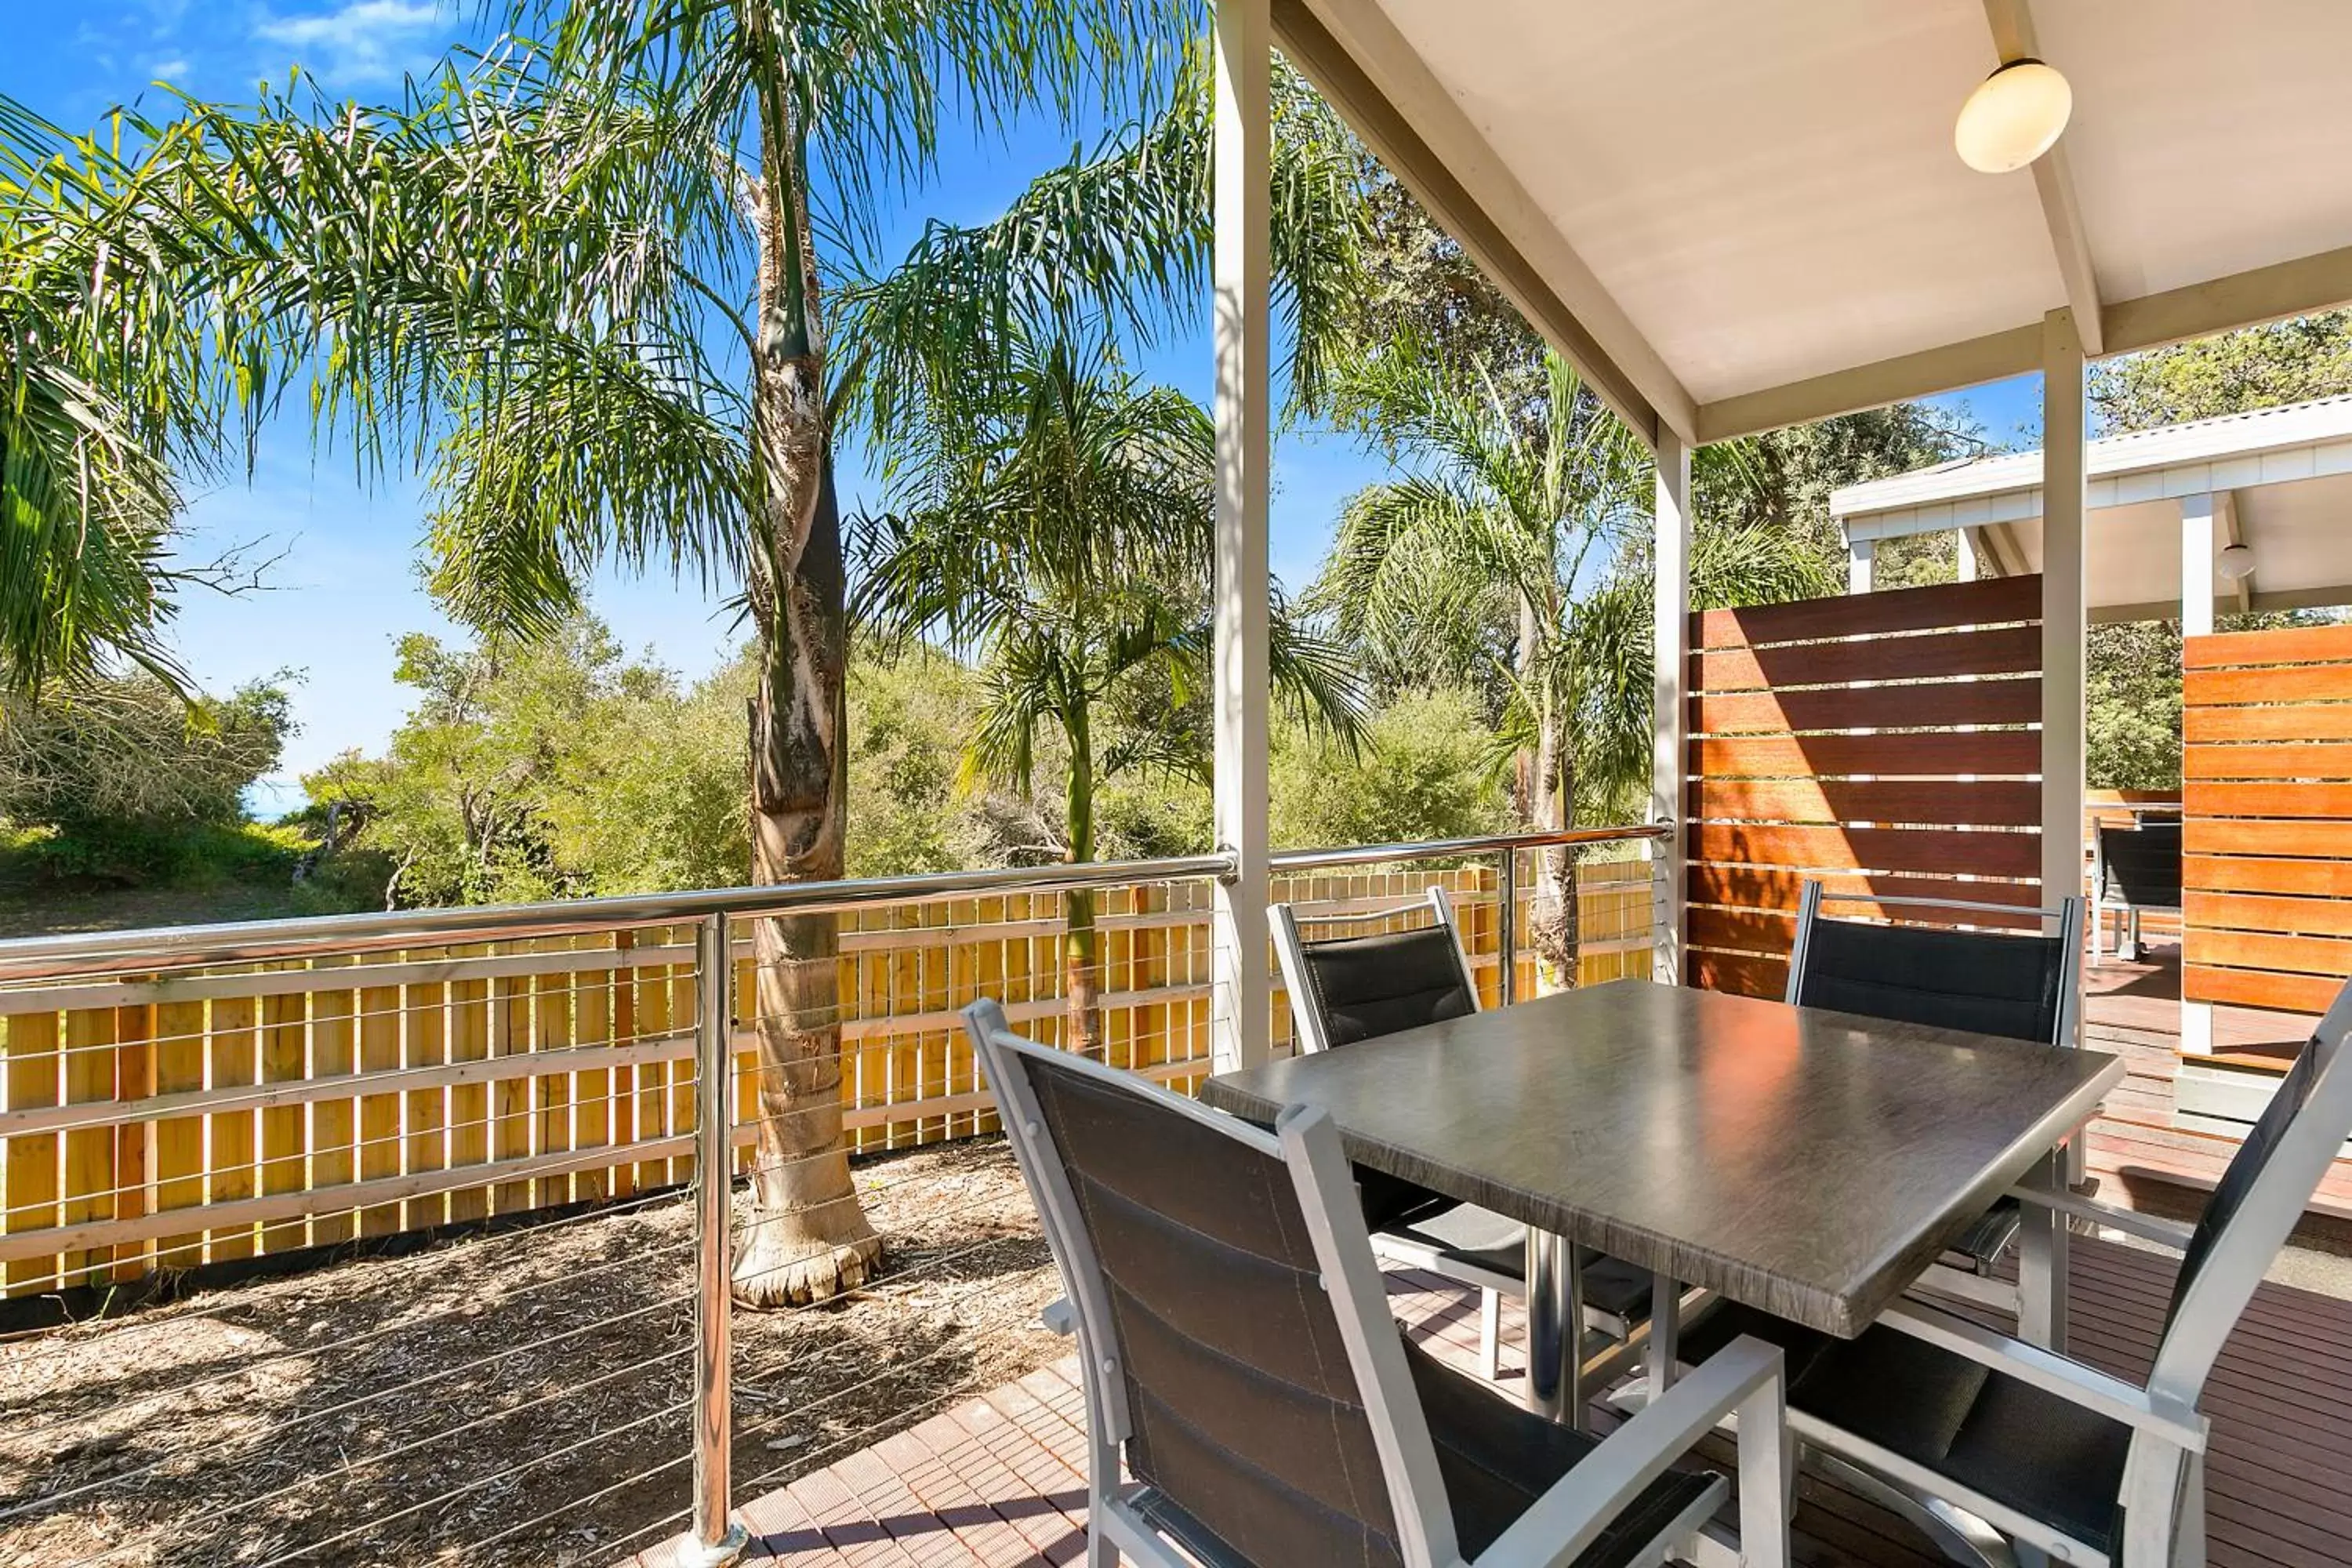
1955, 58, 2073, 173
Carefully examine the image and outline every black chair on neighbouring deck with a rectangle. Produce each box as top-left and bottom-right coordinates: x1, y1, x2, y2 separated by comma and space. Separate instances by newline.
2093, 816, 2183, 965
964, 996, 1795, 1568
1272, 888, 1659, 1385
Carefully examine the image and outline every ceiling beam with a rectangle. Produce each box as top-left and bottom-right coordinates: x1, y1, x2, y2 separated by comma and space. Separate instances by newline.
1693, 324, 2042, 445
2102, 240, 2352, 359
1272, 0, 1697, 448
1981, 0, 2103, 355
1698, 240, 2352, 441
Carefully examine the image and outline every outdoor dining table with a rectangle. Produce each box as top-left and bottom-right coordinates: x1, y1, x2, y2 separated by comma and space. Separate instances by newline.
1200, 978, 2125, 1423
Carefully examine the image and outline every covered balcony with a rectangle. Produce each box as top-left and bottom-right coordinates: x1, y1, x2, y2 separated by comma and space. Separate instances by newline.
7, 3, 2352, 1567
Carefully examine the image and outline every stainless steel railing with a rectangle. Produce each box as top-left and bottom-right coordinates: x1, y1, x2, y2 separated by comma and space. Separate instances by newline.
0, 822, 1666, 1564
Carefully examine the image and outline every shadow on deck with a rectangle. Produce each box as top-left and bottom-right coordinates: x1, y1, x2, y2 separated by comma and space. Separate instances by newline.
621, 1236, 2352, 1568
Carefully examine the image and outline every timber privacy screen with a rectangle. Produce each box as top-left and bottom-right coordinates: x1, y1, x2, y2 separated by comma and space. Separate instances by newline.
1685, 575, 2046, 997
2184, 622, 2352, 1018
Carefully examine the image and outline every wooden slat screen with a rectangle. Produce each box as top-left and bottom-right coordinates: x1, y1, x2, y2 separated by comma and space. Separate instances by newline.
2183, 623, 2352, 1015
1686, 575, 2045, 997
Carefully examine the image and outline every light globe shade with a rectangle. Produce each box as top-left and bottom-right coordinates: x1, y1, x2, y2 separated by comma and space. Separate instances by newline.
1955, 59, 2073, 173
2218, 542, 2257, 583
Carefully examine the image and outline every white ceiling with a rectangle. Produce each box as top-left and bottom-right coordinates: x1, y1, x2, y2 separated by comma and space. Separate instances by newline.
1357, 0, 2352, 408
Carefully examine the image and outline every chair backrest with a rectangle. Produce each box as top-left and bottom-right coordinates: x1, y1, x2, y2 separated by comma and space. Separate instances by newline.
2151, 981, 2352, 1403
2096, 818, 2183, 909
1783, 882, 2086, 1047
964, 1001, 1459, 1568
1272, 887, 1479, 1054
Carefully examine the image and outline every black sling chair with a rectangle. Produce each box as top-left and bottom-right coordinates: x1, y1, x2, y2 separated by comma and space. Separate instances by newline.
965, 996, 1794, 1568
1678, 977, 2352, 1568
1272, 888, 1660, 1385
1784, 880, 2087, 1309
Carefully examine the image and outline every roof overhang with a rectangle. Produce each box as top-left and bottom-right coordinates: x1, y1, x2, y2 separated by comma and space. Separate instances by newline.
1831, 397, 2352, 620
1272, 0, 2352, 447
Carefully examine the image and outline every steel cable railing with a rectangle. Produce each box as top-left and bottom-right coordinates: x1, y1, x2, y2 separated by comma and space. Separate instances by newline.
0, 826, 1665, 1566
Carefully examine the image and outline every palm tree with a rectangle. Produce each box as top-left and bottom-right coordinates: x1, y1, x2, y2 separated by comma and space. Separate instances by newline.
856, 335, 1362, 1056
1314, 339, 1830, 987
0, 6, 1367, 1302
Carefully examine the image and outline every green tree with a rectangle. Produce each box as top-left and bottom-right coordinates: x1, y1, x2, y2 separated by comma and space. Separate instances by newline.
856, 336, 1362, 1056
1271, 686, 1512, 851
2093, 312, 2352, 433
0, 673, 292, 882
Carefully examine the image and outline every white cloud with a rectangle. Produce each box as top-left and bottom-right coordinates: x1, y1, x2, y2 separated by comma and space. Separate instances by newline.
252, 0, 446, 86
148, 58, 193, 80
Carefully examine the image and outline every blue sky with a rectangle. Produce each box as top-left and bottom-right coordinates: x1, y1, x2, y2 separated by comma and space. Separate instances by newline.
5, 1, 2042, 813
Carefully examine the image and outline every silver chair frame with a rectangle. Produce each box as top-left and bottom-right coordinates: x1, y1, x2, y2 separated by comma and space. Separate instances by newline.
1271, 887, 1661, 1393
964, 998, 1795, 1568
1736, 982, 2352, 1568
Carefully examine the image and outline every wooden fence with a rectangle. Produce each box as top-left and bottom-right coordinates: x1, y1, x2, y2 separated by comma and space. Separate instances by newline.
0, 860, 1653, 1298
2183, 622, 2352, 1015
1684, 575, 2046, 997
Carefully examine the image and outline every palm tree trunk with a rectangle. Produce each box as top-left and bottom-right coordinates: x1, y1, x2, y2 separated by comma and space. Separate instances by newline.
1062, 700, 1104, 1061
1528, 698, 1582, 994
732, 74, 880, 1306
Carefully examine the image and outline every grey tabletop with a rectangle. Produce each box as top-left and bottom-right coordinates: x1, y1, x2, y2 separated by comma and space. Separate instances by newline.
1200, 979, 2125, 1337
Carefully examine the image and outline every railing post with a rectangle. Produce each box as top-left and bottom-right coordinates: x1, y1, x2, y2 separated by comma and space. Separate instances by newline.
693, 912, 749, 1565
1495, 847, 1517, 1007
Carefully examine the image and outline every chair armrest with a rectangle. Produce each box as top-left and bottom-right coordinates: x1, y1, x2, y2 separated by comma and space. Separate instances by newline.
1473, 1337, 1788, 1568
2002, 1185, 2197, 1250
1875, 1301, 2205, 1453
1040, 1298, 1076, 1337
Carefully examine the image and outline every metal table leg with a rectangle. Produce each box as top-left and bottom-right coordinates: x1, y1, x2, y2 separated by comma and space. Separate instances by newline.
2017, 1147, 2068, 1351
1524, 1230, 1586, 1425
1647, 1271, 1681, 1403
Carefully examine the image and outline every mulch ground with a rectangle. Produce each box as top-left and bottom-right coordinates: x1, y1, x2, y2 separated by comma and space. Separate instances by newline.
0, 1138, 1060, 1567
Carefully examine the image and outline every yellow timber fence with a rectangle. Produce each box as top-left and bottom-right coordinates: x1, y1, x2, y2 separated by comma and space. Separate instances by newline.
0, 862, 1654, 1300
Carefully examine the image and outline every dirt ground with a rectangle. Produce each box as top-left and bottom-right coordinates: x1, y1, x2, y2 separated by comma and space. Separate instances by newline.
0, 1138, 1062, 1567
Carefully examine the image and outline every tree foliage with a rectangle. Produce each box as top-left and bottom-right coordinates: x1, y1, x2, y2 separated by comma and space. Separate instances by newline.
2093, 312, 2352, 434
0, 673, 289, 831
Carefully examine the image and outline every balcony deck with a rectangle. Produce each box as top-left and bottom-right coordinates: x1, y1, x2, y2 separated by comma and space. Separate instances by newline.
621, 1236, 2352, 1568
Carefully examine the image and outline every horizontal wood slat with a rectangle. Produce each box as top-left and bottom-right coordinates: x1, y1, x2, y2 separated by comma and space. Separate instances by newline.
2191, 782, 2352, 819
2183, 743, 2352, 781
1690, 824, 2044, 880
2184, 964, 2348, 1016
2186, 891, 2352, 941
2186, 702, 2352, 744
1687, 906, 1796, 955
1690, 731, 2042, 779
1693, 624, 2041, 693
2185, 855, 2352, 898
2183, 818, 2352, 859
1690, 679, 2041, 735
2186, 665, 2352, 707
1695, 778, 2042, 828
1688, 866, 2043, 916
2183, 622, 2352, 670
1684, 949, 1788, 1000
2188, 930, 2352, 981
1691, 574, 2041, 650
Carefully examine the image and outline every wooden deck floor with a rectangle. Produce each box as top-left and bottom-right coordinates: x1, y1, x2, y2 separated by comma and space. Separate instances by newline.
2079, 935, 2352, 1221
620, 1237, 2352, 1568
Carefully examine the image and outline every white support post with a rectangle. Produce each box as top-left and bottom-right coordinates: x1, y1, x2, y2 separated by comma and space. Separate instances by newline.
1847, 537, 1875, 595
1210, 0, 1272, 1073
2035, 309, 2089, 1350
2180, 494, 2217, 1056
1957, 528, 1980, 583
1651, 429, 1692, 986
